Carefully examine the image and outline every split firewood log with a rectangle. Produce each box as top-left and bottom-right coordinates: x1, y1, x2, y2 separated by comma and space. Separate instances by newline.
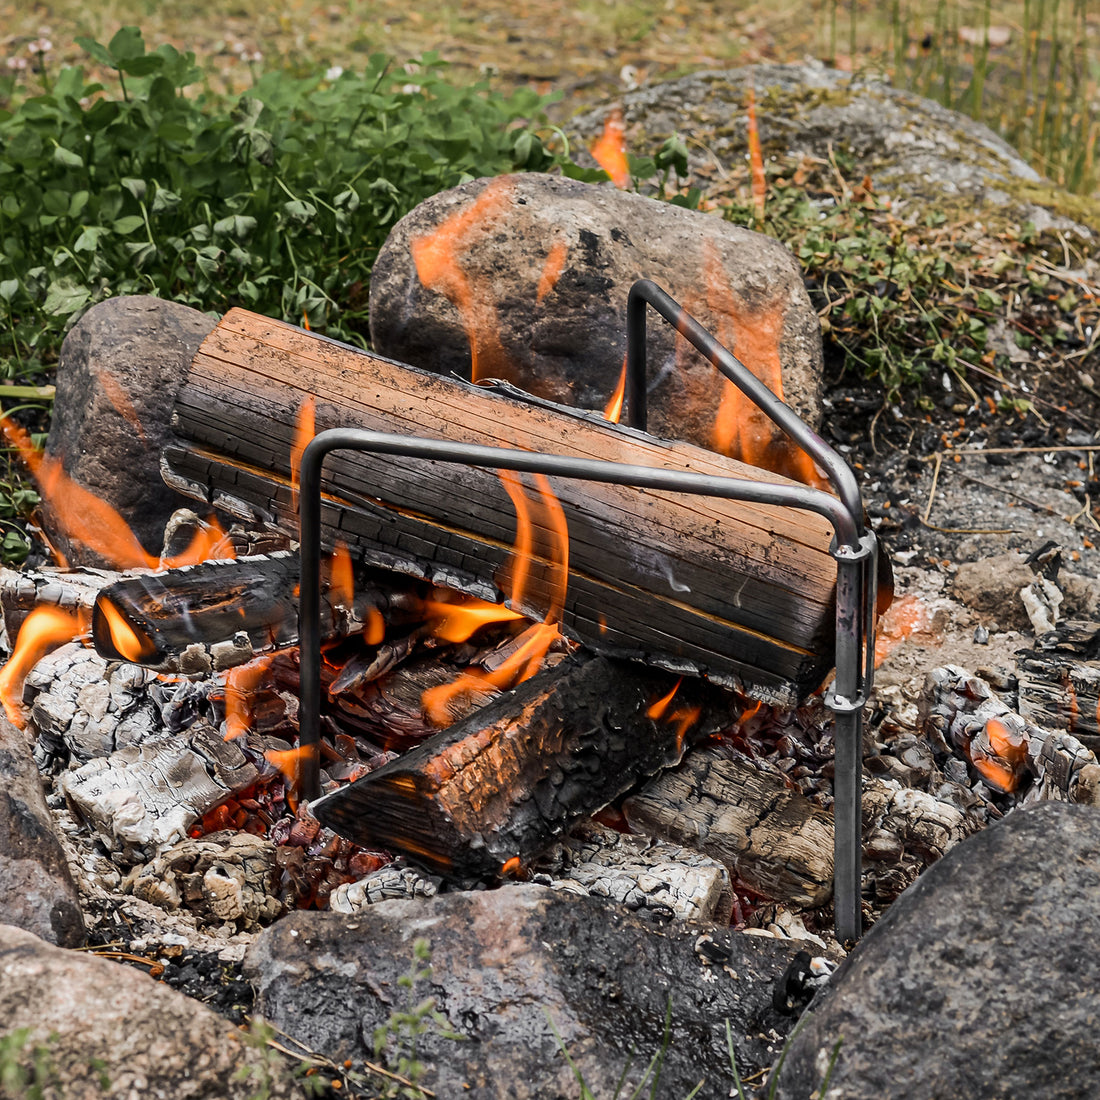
312, 654, 737, 877
163, 308, 849, 704
1016, 620, 1100, 750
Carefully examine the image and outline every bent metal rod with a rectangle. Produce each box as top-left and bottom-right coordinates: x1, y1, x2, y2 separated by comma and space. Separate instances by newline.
298, 279, 877, 943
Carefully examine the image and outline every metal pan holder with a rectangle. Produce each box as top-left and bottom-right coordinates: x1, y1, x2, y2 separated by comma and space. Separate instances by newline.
299, 278, 877, 942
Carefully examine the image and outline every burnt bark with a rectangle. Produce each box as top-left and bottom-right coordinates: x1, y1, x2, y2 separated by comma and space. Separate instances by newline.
312, 654, 736, 877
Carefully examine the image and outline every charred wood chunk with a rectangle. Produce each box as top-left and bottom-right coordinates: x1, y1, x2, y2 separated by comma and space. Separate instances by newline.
91, 552, 426, 674
622, 746, 835, 909
124, 830, 284, 930
531, 822, 733, 923
0, 564, 121, 649
920, 663, 1100, 804
1017, 622, 1100, 748
312, 655, 735, 878
60, 720, 262, 864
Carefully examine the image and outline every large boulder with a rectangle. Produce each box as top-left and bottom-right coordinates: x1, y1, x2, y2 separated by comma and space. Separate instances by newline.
774, 802, 1100, 1099
570, 63, 1091, 232
0, 715, 83, 947
369, 172, 824, 461
0, 922, 300, 1099
247, 883, 808, 1099
44, 295, 217, 565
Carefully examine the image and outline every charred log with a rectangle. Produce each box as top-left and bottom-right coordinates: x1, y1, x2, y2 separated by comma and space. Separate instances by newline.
622, 746, 835, 908
1017, 620, 1100, 751
312, 654, 736, 877
163, 308, 847, 705
91, 552, 426, 674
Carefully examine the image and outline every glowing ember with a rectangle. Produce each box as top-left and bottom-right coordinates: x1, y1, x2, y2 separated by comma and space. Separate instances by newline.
590, 108, 630, 189
0, 606, 89, 726
410, 177, 514, 383
970, 715, 1028, 793
500, 855, 523, 877
536, 240, 569, 305
603, 357, 627, 424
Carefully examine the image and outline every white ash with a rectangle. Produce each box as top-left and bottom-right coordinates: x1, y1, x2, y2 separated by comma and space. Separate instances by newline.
329, 863, 441, 912
530, 822, 733, 923
60, 719, 262, 864
26, 642, 221, 770
123, 830, 284, 931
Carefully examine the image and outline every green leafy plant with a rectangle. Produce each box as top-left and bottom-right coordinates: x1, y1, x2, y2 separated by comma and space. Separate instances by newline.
0, 27, 569, 381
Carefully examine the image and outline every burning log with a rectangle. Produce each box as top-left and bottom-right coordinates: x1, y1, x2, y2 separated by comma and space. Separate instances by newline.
621, 745, 835, 908
163, 308, 845, 704
91, 551, 426, 674
312, 654, 736, 876
60, 720, 263, 863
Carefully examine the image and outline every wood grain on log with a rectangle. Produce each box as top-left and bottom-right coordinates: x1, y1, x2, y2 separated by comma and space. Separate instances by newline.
622, 746, 835, 908
312, 654, 736, 877
164, 309, 842, 704
1017, 621, 1100, 748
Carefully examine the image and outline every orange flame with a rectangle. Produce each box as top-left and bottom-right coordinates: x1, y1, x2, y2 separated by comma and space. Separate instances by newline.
1, 417, 234, 569
873, 594, 935, 667
422, 620, 560, 725
97, 599, 155, 664
91, 366, 146, 444
328, 541, 354, 610
591, 108, 630, 188
746, 86, 767, 226
422, 595, 525, 643
363, 606, 385, 647
500, 855, 523, 877
691, 243, 825, 488
603, 356, 627, 424
647, 678, 682, 720
536, 240, 569, 305
411, 177, 514, 383
290, 395, 316, 502
970, 716, 1028, 793
224, 654, 276, 741
0, 606, 89, 726
264, 744, 315, 810
670, 704, 702, 756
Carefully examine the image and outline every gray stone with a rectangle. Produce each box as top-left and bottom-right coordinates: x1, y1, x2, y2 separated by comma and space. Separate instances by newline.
951, 551, 1034, 631
0, 922, 299, 1099
247, 883, 807, 1099
369, 172, 824, 458
44, 295, 217, 565
0, 715, 83, 947
570, 63, 1084, 233
774, 802, 1100, 1100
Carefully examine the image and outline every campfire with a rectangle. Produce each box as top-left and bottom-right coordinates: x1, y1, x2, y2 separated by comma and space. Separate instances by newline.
0, 267, 887, 951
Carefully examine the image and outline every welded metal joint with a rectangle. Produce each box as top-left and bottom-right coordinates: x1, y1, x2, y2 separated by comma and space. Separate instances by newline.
298, 279, 878, 944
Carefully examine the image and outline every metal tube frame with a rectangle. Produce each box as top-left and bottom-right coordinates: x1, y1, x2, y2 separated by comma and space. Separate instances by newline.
299, 279, 877, 942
